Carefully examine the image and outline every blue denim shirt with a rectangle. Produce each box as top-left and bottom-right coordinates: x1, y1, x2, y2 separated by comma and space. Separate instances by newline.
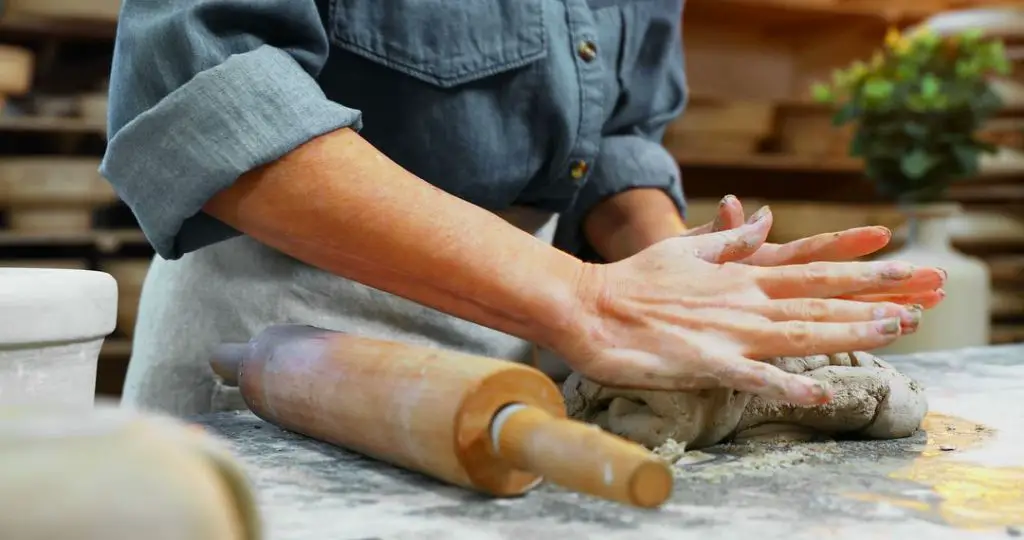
101, 0, 688, 260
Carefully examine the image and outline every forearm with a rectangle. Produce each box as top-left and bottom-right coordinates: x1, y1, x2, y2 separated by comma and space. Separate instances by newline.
583, 188, 686, 261
204, 128, 586, 349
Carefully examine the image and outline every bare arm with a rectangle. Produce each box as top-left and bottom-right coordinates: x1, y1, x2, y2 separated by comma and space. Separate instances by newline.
583, 188, 686, 262
204, 127, 587, 350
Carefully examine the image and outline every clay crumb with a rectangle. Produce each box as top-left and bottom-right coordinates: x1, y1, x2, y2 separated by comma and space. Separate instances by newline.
653, 439, 688, 464
939, 444, 957, 452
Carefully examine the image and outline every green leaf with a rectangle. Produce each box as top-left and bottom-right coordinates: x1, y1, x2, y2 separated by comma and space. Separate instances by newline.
863, 79, 895, 102
903, 122, 929, 140
907, 95, 929, 112
832, 102, 858, 126
951, 144, 980, 177
914, 30, 941, 51
961, 28, 984, 45
920, 74, 941, 99
977, 86, 1004, 112
900, 149, 941, 179
811, 83, 833, 102
848, 130, 868, 157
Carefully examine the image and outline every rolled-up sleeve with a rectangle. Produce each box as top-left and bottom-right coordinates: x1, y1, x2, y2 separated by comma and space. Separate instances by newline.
554, 16, 687, 261
101, 0, 362, 260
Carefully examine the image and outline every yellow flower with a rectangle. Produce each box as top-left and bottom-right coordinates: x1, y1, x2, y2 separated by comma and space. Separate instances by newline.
885, 27, 902, 47
870, 51, 885, 69
885, 26, 910, 53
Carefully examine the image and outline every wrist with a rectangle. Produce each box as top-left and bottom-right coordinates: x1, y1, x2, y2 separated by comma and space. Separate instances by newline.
536, 258, 609, 367
518, 247, 596, 350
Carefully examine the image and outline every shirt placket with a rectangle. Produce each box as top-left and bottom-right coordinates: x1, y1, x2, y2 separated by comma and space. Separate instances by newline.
562, 0, 605, 197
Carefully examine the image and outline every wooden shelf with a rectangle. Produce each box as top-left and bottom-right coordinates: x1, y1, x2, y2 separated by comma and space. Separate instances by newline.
0, 13, 117, 40
676, 151, 862, 172
0, 116, 105, 134
101, 338, 132, 358
0, 229, 146, 252
992, 325, 1024, 345
674, 151, 1024, 178
948, 184, 1024, 202
685, 0, 937, 28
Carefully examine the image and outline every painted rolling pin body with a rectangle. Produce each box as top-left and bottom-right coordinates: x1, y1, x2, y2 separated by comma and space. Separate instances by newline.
211, 325, 672, 508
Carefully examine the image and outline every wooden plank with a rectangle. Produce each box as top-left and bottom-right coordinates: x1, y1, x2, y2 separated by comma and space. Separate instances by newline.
992, 324, 1024, 344
0, 13, 116, 39
0, 229, 146, 252
685, 0, 935, 28
988, 256, 1024, 284
100, 338, 132, 358
0, 116, 105, 134
949, 184, 1024, 202
676, 151, 863, 172
684, 21, 798, 101
672, 150, 1024, 178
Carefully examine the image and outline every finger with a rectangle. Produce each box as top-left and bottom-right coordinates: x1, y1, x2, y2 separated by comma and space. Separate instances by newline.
680, 194, 744, 237
716, 195, 746, 231
714, 356, 832, 406
843, 267, 946, 296
686, 206, 772, 263
740, 226, 892, 267
740, 318, 904, 358
754, 260, 918, 298
842, 289, 946, 309
749, 298, 922, 333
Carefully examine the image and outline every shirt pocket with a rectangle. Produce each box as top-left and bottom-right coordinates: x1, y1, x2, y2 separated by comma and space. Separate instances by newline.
327, 0, 547, 88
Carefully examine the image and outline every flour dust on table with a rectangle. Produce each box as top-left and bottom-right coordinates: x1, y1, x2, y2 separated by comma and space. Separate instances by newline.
563, 351, 929, 455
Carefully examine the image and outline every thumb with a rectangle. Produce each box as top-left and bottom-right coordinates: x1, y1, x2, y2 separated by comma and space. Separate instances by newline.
684, 206, 772, 262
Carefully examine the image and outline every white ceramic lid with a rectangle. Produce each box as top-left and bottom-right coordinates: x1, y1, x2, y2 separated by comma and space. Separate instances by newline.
918, 8, 1024, 41
0, 268, 118, 345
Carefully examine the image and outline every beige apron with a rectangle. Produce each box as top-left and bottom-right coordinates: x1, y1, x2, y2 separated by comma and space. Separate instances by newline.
121, 208, 570, 416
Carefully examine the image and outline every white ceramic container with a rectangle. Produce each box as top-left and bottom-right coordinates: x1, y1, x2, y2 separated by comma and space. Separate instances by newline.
0, 268, 118, 406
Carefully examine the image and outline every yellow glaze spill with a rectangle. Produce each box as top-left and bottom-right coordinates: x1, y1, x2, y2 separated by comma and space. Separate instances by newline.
844, 412, 1024, 529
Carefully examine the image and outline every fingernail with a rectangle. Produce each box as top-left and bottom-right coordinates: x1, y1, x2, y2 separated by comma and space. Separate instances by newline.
880, 262, 914, 280
878, 317, 902, 335
938, 267, 948, 281
747, 205, 770, 224
900, 305, 922, 331
879, 226, 893, 239
720, 194, 736, 207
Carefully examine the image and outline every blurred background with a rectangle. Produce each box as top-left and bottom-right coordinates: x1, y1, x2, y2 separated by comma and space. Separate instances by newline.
0, 0, 1022, 400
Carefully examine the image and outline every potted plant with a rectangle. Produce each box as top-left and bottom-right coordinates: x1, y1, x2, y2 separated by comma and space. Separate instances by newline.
810, 26, 1012, 354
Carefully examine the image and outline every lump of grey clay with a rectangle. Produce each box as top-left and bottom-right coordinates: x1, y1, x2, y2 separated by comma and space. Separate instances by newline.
562, 351, 928, 450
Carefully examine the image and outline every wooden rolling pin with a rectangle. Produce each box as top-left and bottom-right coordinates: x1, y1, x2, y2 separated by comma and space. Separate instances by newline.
211, 325, 673, 508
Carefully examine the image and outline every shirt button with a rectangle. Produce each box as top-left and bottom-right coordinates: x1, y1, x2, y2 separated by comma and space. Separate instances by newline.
569, 160, 589, 180
577, 40, 597, 62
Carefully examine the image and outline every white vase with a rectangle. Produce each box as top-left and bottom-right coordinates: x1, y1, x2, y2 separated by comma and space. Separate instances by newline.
0, 268, 118, 406
875, 204, 991, 355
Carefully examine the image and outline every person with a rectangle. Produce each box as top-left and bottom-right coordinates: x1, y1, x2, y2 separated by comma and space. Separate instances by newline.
102, 0, 944, 417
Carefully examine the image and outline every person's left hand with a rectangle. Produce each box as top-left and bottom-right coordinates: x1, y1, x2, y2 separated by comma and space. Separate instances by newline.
683, 195, 944, 308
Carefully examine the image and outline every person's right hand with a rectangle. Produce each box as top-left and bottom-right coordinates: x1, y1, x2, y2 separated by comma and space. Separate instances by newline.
556, 206, 945, 407
682, 195, 943, 308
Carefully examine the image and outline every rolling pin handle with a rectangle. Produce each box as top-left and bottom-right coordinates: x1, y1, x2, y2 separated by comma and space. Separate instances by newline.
210, 343, 249, 386
490, 404, 674, 509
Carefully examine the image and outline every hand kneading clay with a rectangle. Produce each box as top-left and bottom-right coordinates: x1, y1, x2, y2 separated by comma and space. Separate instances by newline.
562, 351, 928, 451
